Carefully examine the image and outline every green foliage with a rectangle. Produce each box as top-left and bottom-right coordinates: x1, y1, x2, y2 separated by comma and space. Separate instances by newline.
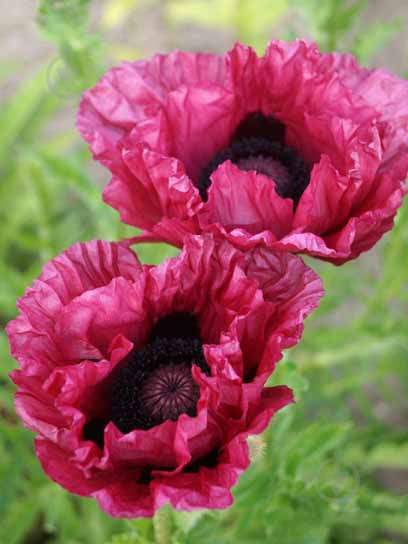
38, 0, 102, 102
0, 1, 407, 543
167, 0, 289, 53
294, 0, 367, 51
38, 0, 93, 46
352, 18, 403, 64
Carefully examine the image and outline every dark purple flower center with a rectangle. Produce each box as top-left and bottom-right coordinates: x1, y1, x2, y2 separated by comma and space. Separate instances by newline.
139, 362, 199, 423
197, 112, 311, 207
110, 312, 209, 434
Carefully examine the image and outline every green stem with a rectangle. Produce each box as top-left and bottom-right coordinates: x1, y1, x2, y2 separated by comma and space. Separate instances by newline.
153, 505, 174, 544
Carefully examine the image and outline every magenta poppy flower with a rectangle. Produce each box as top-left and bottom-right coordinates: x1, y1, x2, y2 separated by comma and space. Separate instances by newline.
78, 40, 408, 264
6, 236, 322, 517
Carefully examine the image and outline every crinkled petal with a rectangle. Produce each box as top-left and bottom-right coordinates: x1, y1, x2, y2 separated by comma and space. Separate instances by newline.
236, 247, 323, 374
294, 115, 383, 227
93, 434, 249, 517
144, 235, 263, 345
6, 241, 142, 377
199, 161, 293, 239
320, 51, 408, 128
318, 52, 408, 187
247, 385, 294, 435
160, 84, 245, 181
36, 438, 122, 495
54, 276, 148, 361
261, 41, 375, 148
77, 44, 259, 169
323, 171, 407, 264
103, 143, 201, 233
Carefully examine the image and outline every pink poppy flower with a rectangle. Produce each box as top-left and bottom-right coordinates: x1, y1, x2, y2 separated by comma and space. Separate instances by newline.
78, 40, 408, 264
6, 236, 322, 517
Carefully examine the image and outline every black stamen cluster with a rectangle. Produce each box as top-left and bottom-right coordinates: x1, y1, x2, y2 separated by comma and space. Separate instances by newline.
110, 313, 209, 433
197, 112, 311, 207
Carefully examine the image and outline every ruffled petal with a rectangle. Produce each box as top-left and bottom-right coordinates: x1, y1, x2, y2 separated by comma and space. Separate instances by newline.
261, 41, 375, 148
143, 235, 263, 345
6, 241, 142, 377
318, 52, 408, 185
294, 114, 382, 225
236, 247, 323, 375
94, 479, 159, 517
12, 372, 67, 442
199, 161, 293, 239
247, 385, 294, 435
36, 438, 121, 495
323, 170, 407, 264
77, 44, 259, 168
103, 143, 201, 234
54, 276, 148, 361
320, 51, 408, 128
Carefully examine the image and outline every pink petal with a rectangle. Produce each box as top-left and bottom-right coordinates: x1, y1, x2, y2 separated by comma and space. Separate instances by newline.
54, 277, 148, 361
199, 161, 293, 239
103, 143, 201, 232
6, 241, 142, 377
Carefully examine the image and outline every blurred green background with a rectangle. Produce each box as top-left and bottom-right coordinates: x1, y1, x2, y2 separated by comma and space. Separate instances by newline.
0, 1, 407, 543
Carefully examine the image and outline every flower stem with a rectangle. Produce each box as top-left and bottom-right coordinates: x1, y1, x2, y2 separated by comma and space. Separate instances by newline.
154, 505, 174, 544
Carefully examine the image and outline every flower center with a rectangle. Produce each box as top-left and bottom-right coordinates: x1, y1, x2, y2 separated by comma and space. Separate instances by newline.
197, 112, 311, 207
111, 313, 209, 433
140, 362, 199, 423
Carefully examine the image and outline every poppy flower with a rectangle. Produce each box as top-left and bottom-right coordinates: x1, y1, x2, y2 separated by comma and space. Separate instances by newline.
6, 236, 322, 517
78, 40, 408, 264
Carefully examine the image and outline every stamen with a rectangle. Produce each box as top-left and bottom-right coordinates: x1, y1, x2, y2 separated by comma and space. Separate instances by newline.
87, 314, 207, 441
149, 312, 201, 341
111, 331, 209, 433
231, 111, 286, 144
197, 112, 310, 207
